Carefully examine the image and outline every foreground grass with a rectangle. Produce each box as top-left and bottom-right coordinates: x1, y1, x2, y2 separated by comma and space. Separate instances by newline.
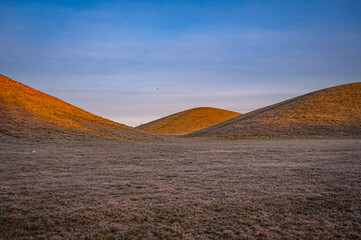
0, 138, 360, 239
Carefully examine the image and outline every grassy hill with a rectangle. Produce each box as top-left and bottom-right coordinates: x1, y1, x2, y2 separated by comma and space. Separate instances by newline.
187, 82, 361, 139
0, 74, 154, 141
137, 107, 241, 135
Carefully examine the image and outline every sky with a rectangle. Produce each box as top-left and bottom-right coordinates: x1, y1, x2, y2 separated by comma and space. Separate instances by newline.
1, 0, 361, 126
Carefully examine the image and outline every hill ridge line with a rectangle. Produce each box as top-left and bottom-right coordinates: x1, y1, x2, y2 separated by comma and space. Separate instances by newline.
186, 82, 361, 138
0, 74, 157, 141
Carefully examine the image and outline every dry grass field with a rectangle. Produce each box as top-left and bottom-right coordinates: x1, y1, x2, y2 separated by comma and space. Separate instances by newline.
1, 138, 360, 239
1, 76, 361, 239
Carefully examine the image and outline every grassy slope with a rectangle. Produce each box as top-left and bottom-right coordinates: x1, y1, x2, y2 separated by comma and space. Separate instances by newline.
0, 74, 153, 141
187, 82, 361, 138
137, 107, 241, 135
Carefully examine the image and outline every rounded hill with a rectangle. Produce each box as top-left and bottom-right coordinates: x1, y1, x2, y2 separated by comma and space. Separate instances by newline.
137, 107, 241, 135
0, 74, 154, 141
187, 82, 361, 139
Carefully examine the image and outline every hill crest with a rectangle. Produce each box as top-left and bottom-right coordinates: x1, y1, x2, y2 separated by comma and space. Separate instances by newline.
187, 82, 361, 139
0, 74, 154, 141
137, 107, 241, 135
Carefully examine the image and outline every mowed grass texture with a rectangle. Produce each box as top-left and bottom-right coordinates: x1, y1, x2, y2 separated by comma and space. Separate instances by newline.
137, 107, 241, 135
188, 82, 361, 139
0, 75, 154, 141
1, 138, 360, 239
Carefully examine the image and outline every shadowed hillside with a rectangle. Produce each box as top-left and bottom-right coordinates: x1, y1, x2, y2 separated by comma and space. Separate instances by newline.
187, 82, 361, 139
137, 107, 241, 135
0, 74, 155, 141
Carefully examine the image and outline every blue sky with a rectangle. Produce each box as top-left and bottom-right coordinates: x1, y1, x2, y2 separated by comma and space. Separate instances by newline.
1, 0, 361, 126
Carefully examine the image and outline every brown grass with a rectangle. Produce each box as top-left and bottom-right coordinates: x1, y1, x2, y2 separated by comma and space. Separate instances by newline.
1, 138, 360, 239
0, 74, 156, 141
188, 82, 361, 139
137, 107, 241, 135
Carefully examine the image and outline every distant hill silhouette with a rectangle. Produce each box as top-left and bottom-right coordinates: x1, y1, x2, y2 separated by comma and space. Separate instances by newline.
0, 74, 155, 141
137, 107, 241, 135
187, 83, 361, 139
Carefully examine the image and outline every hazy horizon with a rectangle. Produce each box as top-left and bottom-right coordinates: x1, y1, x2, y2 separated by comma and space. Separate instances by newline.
1, 0, 361, 126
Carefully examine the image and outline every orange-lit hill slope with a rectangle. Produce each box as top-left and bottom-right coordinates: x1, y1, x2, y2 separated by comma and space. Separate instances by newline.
137, 107, 241, 135
0, 74, 154, 141
187, 83, 361, 139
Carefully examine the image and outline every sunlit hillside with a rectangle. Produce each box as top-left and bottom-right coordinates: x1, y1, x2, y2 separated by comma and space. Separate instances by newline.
137, 107, 241, 135
188, 82, 361, 138
0, 75, 154, 140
